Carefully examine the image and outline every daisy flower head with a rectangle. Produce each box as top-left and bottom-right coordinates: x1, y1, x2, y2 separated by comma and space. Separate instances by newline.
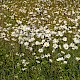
53, 43, 58, 49
43, 42, 50, 47
64, 54, 71, 59
38, 48, 43, 53
63, 43, 69, 50
73, 38, 79, 44
56, 57, 64, 61
62, 37, 67, 42
16, 20, 22, 24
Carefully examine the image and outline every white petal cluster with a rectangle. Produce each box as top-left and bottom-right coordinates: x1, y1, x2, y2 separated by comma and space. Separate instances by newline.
56, 57, 64, 61
43, 42, 50, 47
38, 48, 43, 53
64, 54, 71, 59
63, 43, 69, 50
62, 37, 67, 42
0, 0, 80, 65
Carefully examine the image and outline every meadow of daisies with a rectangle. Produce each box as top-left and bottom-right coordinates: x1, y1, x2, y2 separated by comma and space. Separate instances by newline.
0, 0, 80, 80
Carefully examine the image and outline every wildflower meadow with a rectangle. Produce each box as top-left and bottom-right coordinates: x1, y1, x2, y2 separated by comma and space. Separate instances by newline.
0, 0, 80, 80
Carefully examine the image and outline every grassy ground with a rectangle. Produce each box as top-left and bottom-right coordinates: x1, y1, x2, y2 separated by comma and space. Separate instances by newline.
0, 0, 80, 80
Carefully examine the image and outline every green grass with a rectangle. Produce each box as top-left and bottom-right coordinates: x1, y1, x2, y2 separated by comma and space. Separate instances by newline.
0, 0, 80, 80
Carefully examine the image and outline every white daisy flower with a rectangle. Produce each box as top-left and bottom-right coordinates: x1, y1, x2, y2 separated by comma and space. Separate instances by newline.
29, 12, 33, 15
38, 48, 43, 53
37, 33, 42, 38
70, 43, 75, 47
22, 68, 27, 71
29, 47, 33, 51
24, 42, 29, 46
63, 61, 67, 64
72, 46, 78, 50
63, 43, 69, 50
22, 59, 26, 64
73, 38, 79, 44
41, 54, 45, 59
29, 37, 35, 42
53, 44, 58, 49
45, 54, 49, 58
53, 38, 59, 43
64, 54, 71, 59
41, 40, 45, 44
35, 41, 41, 45
47, 53, 51, 57
76, 57, 80, 61
57, 31, 64, 36
32, 53, 36, 55
43, 42, 50, 47
16, 20, 22, 24
56, 57, 64, 61
62, 37, 67, 42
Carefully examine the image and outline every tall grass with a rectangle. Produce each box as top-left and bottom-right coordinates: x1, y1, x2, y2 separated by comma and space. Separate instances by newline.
0, 0, 80, 80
